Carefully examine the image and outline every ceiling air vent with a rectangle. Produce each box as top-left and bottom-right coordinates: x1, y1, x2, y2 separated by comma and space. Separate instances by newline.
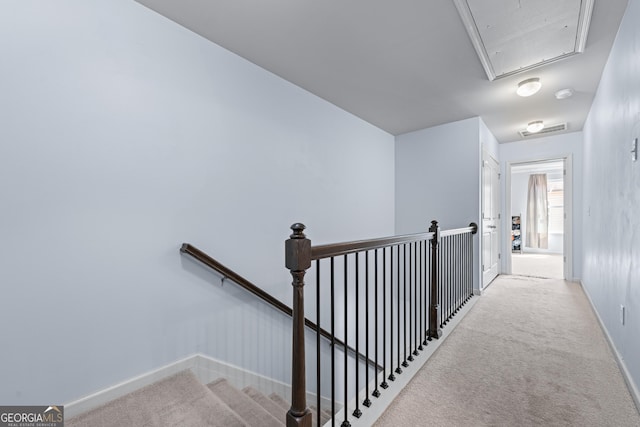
519, 123, 567, 138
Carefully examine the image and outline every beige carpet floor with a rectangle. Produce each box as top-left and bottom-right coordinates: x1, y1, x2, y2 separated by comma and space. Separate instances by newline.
375, 275, 640, 427
512, 253, 564, 279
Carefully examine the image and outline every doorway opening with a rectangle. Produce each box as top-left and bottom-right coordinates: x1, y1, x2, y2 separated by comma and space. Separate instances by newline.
506, 156, 572, 280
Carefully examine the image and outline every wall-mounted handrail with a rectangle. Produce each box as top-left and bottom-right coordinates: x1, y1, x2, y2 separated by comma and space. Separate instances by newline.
179, 243, 378, 369
181, 243, 292, 315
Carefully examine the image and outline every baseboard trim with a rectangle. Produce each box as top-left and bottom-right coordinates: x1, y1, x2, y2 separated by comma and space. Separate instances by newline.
329, 295, 480, 426
579, 280, 640, 413
64, 354, 198, 418
65, 354, 331, 419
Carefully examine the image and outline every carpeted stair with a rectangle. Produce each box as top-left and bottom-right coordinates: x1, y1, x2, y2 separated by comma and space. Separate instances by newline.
207, 378, 283, 426
66, 370, 331, 426
266, 391, 331, 427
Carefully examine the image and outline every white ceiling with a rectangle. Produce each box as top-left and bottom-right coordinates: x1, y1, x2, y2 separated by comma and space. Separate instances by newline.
134, 0, 628, 143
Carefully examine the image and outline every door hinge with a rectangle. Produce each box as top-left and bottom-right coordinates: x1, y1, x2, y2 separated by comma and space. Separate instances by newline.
498, 213, 501, 219
498, 253, 501, 260
563, 169, 567, 176
498, 173, 501, 179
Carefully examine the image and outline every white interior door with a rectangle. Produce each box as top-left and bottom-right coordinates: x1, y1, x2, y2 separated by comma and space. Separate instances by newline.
482, 151, 500, 287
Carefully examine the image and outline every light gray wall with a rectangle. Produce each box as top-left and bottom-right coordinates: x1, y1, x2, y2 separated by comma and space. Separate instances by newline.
499, 132, 583, 278
395, 117, 481, 232
0, 0, 395, 405
480, 117, 500, 160
582, 0, 640, 397
395, 117, 482, 290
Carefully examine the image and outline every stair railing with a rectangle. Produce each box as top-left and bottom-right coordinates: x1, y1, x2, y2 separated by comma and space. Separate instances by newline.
285, 220, 478, 427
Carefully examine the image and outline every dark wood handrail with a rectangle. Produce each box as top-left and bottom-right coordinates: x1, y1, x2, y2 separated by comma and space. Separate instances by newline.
440, 223, 478, 237
181, 243, 292, 315
311, 231, 434, 260
310, 223, 477, 260
180, 243, 379, 369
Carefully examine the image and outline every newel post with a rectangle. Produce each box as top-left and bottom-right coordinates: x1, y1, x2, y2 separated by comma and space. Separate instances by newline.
428, 220, 443, 340
285, 223, 312, 427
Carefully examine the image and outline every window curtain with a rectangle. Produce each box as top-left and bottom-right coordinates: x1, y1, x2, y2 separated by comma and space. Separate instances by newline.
526, 174, 548, 249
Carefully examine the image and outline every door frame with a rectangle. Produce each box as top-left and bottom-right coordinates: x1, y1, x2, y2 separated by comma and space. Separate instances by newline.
504, 154, 573, 280
481, 149, 500, 288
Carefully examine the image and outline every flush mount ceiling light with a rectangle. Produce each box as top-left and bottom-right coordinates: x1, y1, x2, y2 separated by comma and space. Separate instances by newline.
517, 78, 542, 97
526, 120, 544, 133
555, 88, 574, 99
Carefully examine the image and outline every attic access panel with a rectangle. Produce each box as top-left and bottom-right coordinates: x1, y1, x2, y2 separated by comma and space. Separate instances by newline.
455, 0, 593, 80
